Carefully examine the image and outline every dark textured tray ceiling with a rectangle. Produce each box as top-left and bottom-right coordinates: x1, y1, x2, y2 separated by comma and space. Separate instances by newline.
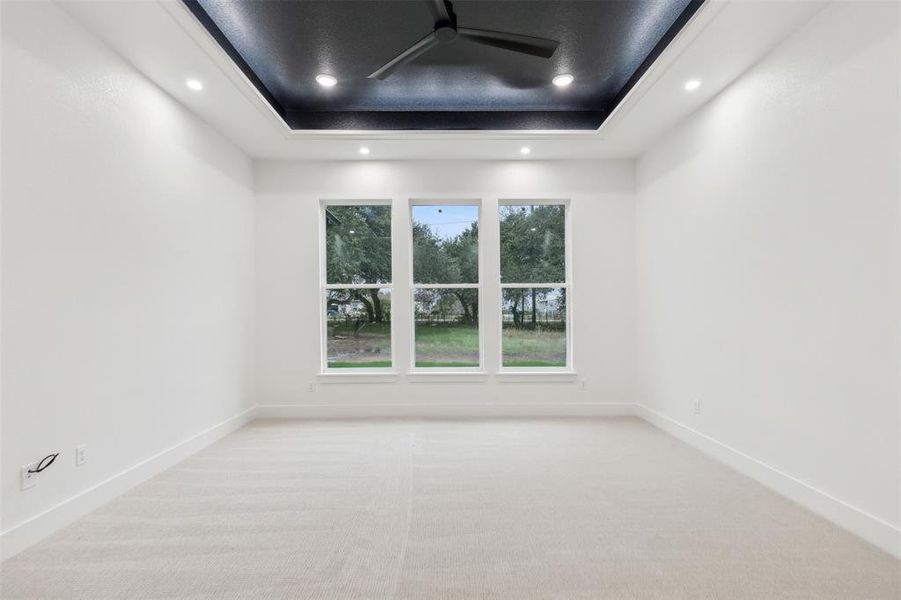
184, 0, 703, 131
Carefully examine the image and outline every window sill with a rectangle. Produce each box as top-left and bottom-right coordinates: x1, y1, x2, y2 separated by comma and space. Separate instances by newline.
406, 371, 490, 383
315, 371, 576, 384
316, 371, 399, 384
494, 371, 578, 383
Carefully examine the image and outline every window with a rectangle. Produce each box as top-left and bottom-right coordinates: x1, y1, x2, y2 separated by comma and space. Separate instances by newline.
320, 199, 571, 375
499, 202, 570, 369
411, 203, 481, 369
322, 203, 392, 369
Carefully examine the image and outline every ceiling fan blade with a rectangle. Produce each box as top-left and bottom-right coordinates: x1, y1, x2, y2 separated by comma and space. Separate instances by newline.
368, 32, 441, 80
428, 0, 453, 24
457, 27, 559, 59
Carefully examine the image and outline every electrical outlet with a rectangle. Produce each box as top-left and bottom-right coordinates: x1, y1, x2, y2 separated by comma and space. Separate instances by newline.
75, 444, 88, 466
693, 399, 702, 415
21, 463, 38, 490
308, 382, 316, 392
579, 380, 586, 391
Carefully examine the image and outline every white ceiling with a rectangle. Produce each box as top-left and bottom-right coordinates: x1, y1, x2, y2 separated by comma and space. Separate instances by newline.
62, 0, 826, 161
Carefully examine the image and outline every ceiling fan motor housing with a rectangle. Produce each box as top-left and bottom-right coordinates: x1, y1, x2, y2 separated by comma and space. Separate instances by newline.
436, 25, 457, 42
367, 0, 560, 80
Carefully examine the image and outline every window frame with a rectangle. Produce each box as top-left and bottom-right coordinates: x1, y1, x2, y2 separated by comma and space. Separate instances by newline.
319, 198, 395, 374
496, 198, 573, 373
408, 198, 485, 373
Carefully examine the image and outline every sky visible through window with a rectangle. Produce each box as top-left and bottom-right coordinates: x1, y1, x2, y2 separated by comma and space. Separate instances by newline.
413, 205, 478, 240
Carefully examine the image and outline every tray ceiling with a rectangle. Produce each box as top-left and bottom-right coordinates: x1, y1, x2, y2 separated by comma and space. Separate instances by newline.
183, 0, 703, 131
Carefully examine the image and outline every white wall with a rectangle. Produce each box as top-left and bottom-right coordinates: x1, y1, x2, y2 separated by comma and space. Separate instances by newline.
636, 0, 900, 552
0, 0, 255, 554
4, 0, 896, 565
254, 160, 635, 413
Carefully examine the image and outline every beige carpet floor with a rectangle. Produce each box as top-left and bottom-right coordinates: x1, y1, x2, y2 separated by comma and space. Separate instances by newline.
1, 417, 898, 599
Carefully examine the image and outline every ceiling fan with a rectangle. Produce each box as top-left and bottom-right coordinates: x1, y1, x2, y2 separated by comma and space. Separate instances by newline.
368, 0, 560, 80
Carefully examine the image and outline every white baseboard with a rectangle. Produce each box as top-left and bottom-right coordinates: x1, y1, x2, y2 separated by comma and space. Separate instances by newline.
0, 406, 258, 562
256, 402, 637, 419
6, 402, 896, 564
635, 403, 901, 559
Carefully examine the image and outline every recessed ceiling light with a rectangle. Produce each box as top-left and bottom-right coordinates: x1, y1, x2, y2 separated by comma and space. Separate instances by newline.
186, 79, 203, 91
530, 227, 537, 232
316, 74, 337, 87
349, 230, 355, 234
359, 146, 370, 155
552, 74, 574, 87
520, 146, 531, 155
684, 79, 701, 91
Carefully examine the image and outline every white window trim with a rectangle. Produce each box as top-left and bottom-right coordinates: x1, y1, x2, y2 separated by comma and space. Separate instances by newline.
318, 197, 574, 380
408, 198, 486, 374
316, 372, 399, 384
496, 198, 574, 374
319, 198, 396, 374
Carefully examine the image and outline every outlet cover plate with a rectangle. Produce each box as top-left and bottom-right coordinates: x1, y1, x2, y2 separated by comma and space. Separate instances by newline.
75, 444, 87, 466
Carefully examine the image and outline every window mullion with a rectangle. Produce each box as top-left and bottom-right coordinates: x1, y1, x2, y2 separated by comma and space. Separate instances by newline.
413, 283, 480, 289
325, 283, 392, 290
500, 282, 568, 289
